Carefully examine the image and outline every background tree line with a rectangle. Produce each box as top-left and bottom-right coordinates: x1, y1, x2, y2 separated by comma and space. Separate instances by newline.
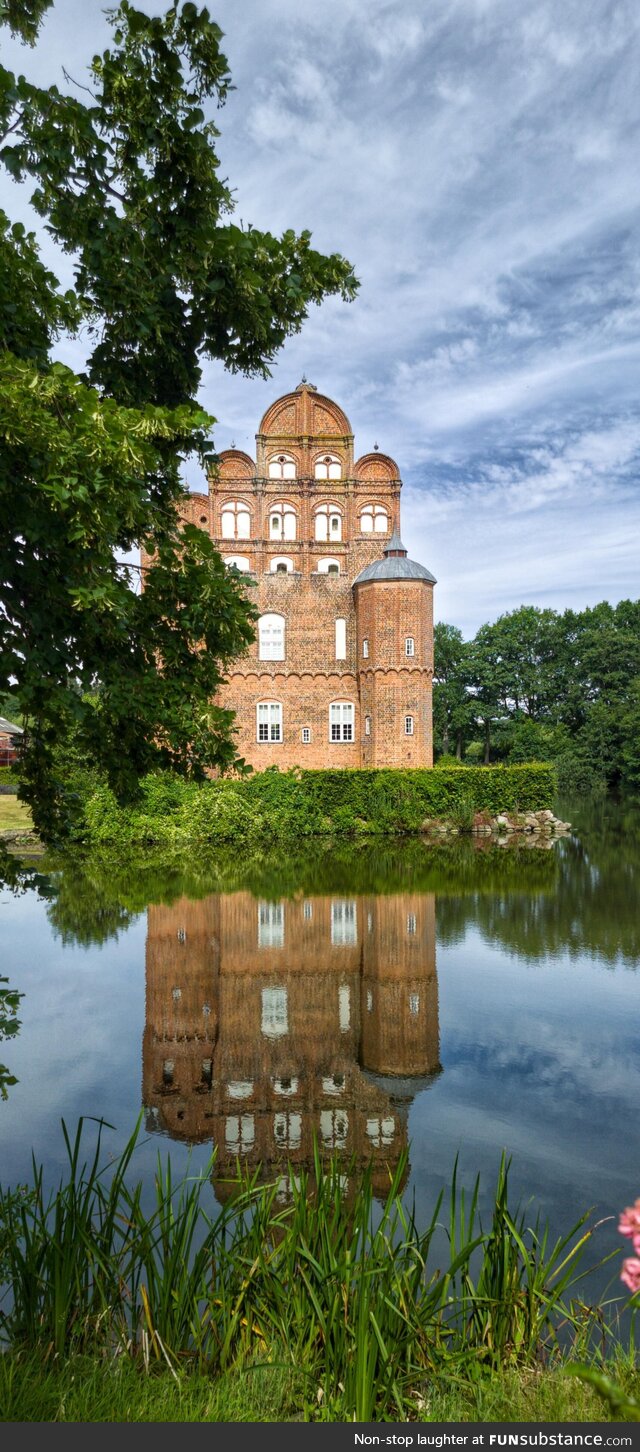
434, 601, 640, 794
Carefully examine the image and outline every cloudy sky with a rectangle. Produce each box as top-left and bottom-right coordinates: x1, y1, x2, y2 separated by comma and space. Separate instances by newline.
3, 0, 640, 632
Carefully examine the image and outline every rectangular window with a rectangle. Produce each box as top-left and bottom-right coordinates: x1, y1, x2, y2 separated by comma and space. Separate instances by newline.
409, 993, 420, 1015
261, 985, 288, 1036
331, 899, 357, 946
257, 702, 282, 743
301, 726, 311, 744
258, 902, 284, 948
335, 618, 347, 660
303, 900, 313, 920
404, 715, 414, 736
407, 914, 416, 935
362, 638, 369, 658
405, 636, 415, 656
330, 702, 354, 742
364, 715, 371, 736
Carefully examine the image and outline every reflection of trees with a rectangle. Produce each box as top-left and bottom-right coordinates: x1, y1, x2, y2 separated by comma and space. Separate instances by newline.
438, 799, 640, 966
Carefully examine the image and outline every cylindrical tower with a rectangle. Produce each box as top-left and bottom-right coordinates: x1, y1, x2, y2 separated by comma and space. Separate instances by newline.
353, 533, 436, 767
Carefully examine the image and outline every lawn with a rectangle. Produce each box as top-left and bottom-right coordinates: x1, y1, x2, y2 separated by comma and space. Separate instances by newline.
0, 795, 33, 831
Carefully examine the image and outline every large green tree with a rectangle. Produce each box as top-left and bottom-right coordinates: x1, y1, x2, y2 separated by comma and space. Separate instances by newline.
0, 0, 357, 839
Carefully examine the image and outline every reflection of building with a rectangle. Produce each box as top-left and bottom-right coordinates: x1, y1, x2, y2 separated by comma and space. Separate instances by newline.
143, 892, 440, 1196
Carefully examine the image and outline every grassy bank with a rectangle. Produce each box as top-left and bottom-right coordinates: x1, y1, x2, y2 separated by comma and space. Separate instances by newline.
0, 796, 32, 832
1, 1118, 636, 1423
78, 763, 556, 847
2, 1352, 636, 1423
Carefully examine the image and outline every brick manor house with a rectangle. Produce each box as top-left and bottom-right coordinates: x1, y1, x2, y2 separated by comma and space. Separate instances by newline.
177, 380, 437, 769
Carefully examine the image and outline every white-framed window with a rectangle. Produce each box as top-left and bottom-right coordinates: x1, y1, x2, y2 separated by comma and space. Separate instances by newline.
258, 613, 285, 661
227, 1080, 253, 1099
317, 558, 340, 574
270, 556, 293, 573
362, 638, 369, 658
335, 618, 346, 660
366, 989, 373, 1012
221, 500, 251, 539
261, 985, 288, 1035
177, 928, 186, 944
301, 727, 311, 744
274, 1111, 302, 1150
225, 1115, 255, 1152
303, 900, 313, 920
314, 503, 343, 542
331, 900, 357, 946
258, 903, 284, 949
269, 502, 297, 540
366, 1116, 395, 1147
360, 505, 388, 534
409, 992, 420, 1015
172, 986, 182, 1001
224, 555, 251, 572
405, 715, 414, 736
330, 701, 354, 742
364, 715, 371, 737
273, 1075, 298, 1096
320, 1108, 349, 1149
314, 454, 342, 480
407, 914, 416, 935
257, 701, 282, 742
268, 452, 296, 480
405, 636, 415, 657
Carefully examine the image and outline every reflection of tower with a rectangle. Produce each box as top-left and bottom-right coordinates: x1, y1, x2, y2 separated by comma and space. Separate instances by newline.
142, 889, 440, 1198
143, 896, 219, 1142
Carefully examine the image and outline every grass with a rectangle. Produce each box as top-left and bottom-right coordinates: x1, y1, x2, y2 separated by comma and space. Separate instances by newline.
0, 1118, 636, 1423
0, 796, 32, 831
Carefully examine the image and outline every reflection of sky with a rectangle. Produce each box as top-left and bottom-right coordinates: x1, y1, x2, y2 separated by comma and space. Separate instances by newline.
1, 885, 638, 1301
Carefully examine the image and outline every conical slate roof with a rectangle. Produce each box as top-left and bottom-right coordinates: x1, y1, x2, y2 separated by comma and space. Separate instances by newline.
353, 532, 436, 586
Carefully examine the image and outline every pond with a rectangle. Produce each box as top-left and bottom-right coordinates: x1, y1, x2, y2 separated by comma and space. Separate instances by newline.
1, 796, 639, 1309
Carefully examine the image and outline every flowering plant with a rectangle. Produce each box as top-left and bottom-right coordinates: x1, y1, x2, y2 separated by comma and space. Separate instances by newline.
619, 1195, 640, 1296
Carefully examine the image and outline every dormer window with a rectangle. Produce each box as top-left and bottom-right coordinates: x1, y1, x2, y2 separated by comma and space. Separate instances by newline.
315, 504, 342, 542
268, 453, 296, 479
317, 558, 340, 574
269, 503, 297, 540
360, 505, 388, 534
315, 454, 342, 480
270, 557, 294, 573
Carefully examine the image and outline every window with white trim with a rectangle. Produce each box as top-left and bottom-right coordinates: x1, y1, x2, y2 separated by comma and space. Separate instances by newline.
335, 618, 346, 660
258, 904, 284, 949
301, 726, 311, 744
270, 556, 293, 573
331, 900, 357, 946
257, 701, 282, 742
409, 992, 420, 1015
261, 985, 288, 1036
225, 1114, 255, 1152
330, 701, 354, 742
404, 715, 414, 736
269, 502, 297, 540
274, 1111, 302, 1150
407, 914, 416, 935
320, 1108, 349, 1149
224, 555, 251, 572
362, 638, 369, 658
317, 558, 340, 574
258, 613, 285, 660
314, 503, 342, 541
364, 715, 371, 737
360, 505, 388, 534
221, 500, 251, 539
268, 452, 296, 479
314, 454, 342, 480
405, 636, 415, 657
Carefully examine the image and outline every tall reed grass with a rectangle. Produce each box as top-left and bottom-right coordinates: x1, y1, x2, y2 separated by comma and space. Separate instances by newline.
0, 1118, 616, 1421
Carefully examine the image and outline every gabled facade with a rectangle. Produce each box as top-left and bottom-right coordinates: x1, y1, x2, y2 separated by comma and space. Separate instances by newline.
178, 380, 437, 769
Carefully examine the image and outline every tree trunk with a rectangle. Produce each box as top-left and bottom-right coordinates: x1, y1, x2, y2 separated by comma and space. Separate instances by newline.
443, 721, 450, 755
484, 720, 491, 765
455, 730, 463, 760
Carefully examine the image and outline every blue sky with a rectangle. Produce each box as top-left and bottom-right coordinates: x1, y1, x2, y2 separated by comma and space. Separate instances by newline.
3, 0, 640, 632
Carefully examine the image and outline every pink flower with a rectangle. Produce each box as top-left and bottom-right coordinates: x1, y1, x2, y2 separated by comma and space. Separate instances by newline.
619, 1198, 640, 1240
620, 1259, 640, 1296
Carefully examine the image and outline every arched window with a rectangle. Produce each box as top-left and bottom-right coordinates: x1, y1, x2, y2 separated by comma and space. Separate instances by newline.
317, 558, 340, 575
330, 701, 354, 742
258, 613, 285, 661
360, 505, 388, 534
223, 555, 251, 572
314, 453, 342, 480
314, 503, 342, 542
362, 638, 369, 658
269, 502, 297, 540
270, 557, 293, 573
221, 500, 251, 539
268, 453, 296, 479
257, 701, 283, 742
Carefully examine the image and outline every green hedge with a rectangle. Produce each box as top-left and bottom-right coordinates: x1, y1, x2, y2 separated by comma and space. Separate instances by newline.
81, 764, 556, 846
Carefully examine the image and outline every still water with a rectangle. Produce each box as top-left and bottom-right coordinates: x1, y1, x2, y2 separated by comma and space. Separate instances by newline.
1, 798, 639, 1302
